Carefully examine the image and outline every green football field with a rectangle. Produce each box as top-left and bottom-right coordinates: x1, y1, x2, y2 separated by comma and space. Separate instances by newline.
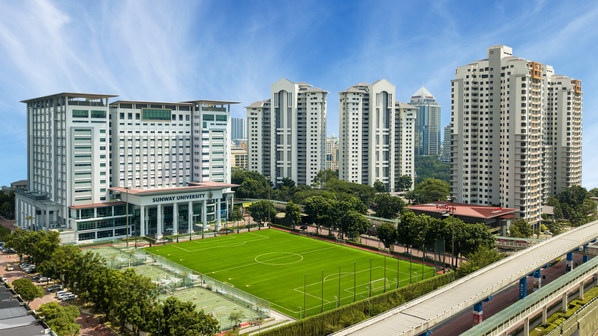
145, 229, 436, 318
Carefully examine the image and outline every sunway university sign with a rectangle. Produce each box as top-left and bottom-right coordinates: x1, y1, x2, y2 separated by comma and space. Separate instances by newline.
149, 191, 215, 204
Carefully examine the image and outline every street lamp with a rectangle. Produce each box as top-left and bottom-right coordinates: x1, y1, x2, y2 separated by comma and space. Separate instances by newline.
447, 195, 455, 269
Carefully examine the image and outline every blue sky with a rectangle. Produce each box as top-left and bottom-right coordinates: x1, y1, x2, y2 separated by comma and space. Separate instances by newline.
1, 0, 598, 187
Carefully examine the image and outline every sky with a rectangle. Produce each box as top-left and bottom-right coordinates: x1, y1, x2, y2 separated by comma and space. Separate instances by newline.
1, 0, 597, 187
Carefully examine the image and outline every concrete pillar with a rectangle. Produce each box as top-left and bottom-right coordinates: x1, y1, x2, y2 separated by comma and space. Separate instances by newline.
533, 269, 542, 292
157, 204, 163, 238
580, 281, 585, 300
202, 200, 207, 231
45, 210, 50, 230
519, 277, 527, 299
216, 200, 221, 231
473, 302, 483, 325
188, 201, 193, 233
542, 306, 547, 325
173, 203, 179, 236
140, 206, 146, 237
523, 317, 530, 336
567, 252, 574, 272
562, 292, 568, 313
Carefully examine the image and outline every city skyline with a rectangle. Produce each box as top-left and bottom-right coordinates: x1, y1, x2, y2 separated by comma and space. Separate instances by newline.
1, 1, 598, 187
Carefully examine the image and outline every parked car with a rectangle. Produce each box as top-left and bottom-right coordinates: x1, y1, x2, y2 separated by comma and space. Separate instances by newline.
56, 291, 71, 300
37, 277, 51, 283
47, 285, 62, 292
5, 265, 13, 271
31, 274, 41, 281
0, 277, 7, 283
61, 293, 77, 301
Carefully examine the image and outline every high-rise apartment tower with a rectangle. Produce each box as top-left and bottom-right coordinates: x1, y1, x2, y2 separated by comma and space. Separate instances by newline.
450, 45, 582, 227
246, 79, 328, 186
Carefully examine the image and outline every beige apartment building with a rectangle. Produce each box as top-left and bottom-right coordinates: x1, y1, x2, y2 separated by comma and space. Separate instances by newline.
450, 45, 582, 228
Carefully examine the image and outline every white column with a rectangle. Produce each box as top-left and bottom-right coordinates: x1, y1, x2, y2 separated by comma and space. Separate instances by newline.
140, 206, 146, 237
216, 200, 221, 231
173, 203, 179, 235
188, 201, 193, 233
157, 204, 163, 238
202, 200, 207, 231
45, 210, 50, 230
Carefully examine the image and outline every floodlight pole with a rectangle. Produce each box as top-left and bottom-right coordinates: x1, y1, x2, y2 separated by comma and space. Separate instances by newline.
450, 196, 455, 269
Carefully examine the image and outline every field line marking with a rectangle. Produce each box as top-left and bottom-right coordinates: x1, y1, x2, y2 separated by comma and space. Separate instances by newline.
178, 234, 270, 253
293, 287, 332, 304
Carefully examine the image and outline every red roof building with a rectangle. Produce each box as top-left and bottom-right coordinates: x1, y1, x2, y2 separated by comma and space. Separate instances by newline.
406, 201, 519, 235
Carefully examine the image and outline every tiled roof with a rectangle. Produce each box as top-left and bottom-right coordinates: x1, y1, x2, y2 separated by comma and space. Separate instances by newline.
406, 201, 518, 219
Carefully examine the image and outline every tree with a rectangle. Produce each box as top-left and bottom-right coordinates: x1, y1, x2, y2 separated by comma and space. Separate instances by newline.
397, 175, 412, 192
229, 311, 246, 329
373, 180, 386, 192
396, 211, 419, 254
324, 180, 376, 207
372, 194, 405, 219
376, 223, 397, 250
456, 247, 504, 278
5, 229, 60, 265
230, 205, 243, 222
248, 200, 276, 227
153, 297, 220, 336
284, 201, 301, 230
279, 177, 296, 189
13, 278, 44, 303
510, 218, 533, 238
38, 302, 81, 336
313, 169, 338, 188
338, 211, 369, 240
413, 178, 449, 204
414, 155, 450, 184
303, 196, 329, 234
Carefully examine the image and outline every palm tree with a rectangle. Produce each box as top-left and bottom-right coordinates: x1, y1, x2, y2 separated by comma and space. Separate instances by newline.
25, 215, 34, 231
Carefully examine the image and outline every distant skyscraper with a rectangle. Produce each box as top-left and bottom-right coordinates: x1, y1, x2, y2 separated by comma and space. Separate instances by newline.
231, 117, 246, 141
246, 79, 328, 185
410, 87, 441, 156
440, 124, 452, 163
451, 45, 582, 228
338, 80, 416, 191
325, 136, 339, 171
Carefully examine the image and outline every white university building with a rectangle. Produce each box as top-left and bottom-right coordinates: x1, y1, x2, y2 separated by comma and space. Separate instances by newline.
246, 79, 328, 186
15, 93, 239, 243
450, 45, 582, 227
338, 80, 416, 192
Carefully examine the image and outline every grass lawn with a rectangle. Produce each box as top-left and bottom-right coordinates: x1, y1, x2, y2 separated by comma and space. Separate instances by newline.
145, 228, 436, 318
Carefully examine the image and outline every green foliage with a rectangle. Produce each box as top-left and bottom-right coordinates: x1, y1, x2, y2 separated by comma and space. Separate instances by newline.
406, 178, 449, 204
228, 311, 246, 328
548, 186, 597, 226
248, 200, 277, 225
38, 302, 81, 336
285, 201, 301, 230
373, 180, 386, 192
456, 247, 504, 278
372, 194, 405, 219
0, 190, 15, 219
396, 175, 413, 192
230, 205, 243, 222
338, 211, 369, 240
313, 169, 338, 188
232, 170, 272, 199
510, 218, 533, 238
13, 278, 44, 302
5, 229, 60, 264
414, 155, 450, 184
375, 223, 397, 249
153, 297, 220, 336
323, 179, 376, 207
0, 226, 11, 241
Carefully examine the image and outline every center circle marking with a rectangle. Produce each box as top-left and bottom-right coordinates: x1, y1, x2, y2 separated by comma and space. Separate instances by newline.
255, 252, 304, 265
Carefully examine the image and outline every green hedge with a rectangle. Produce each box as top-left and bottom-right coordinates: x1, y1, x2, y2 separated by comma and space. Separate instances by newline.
259, 272, 455, 336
